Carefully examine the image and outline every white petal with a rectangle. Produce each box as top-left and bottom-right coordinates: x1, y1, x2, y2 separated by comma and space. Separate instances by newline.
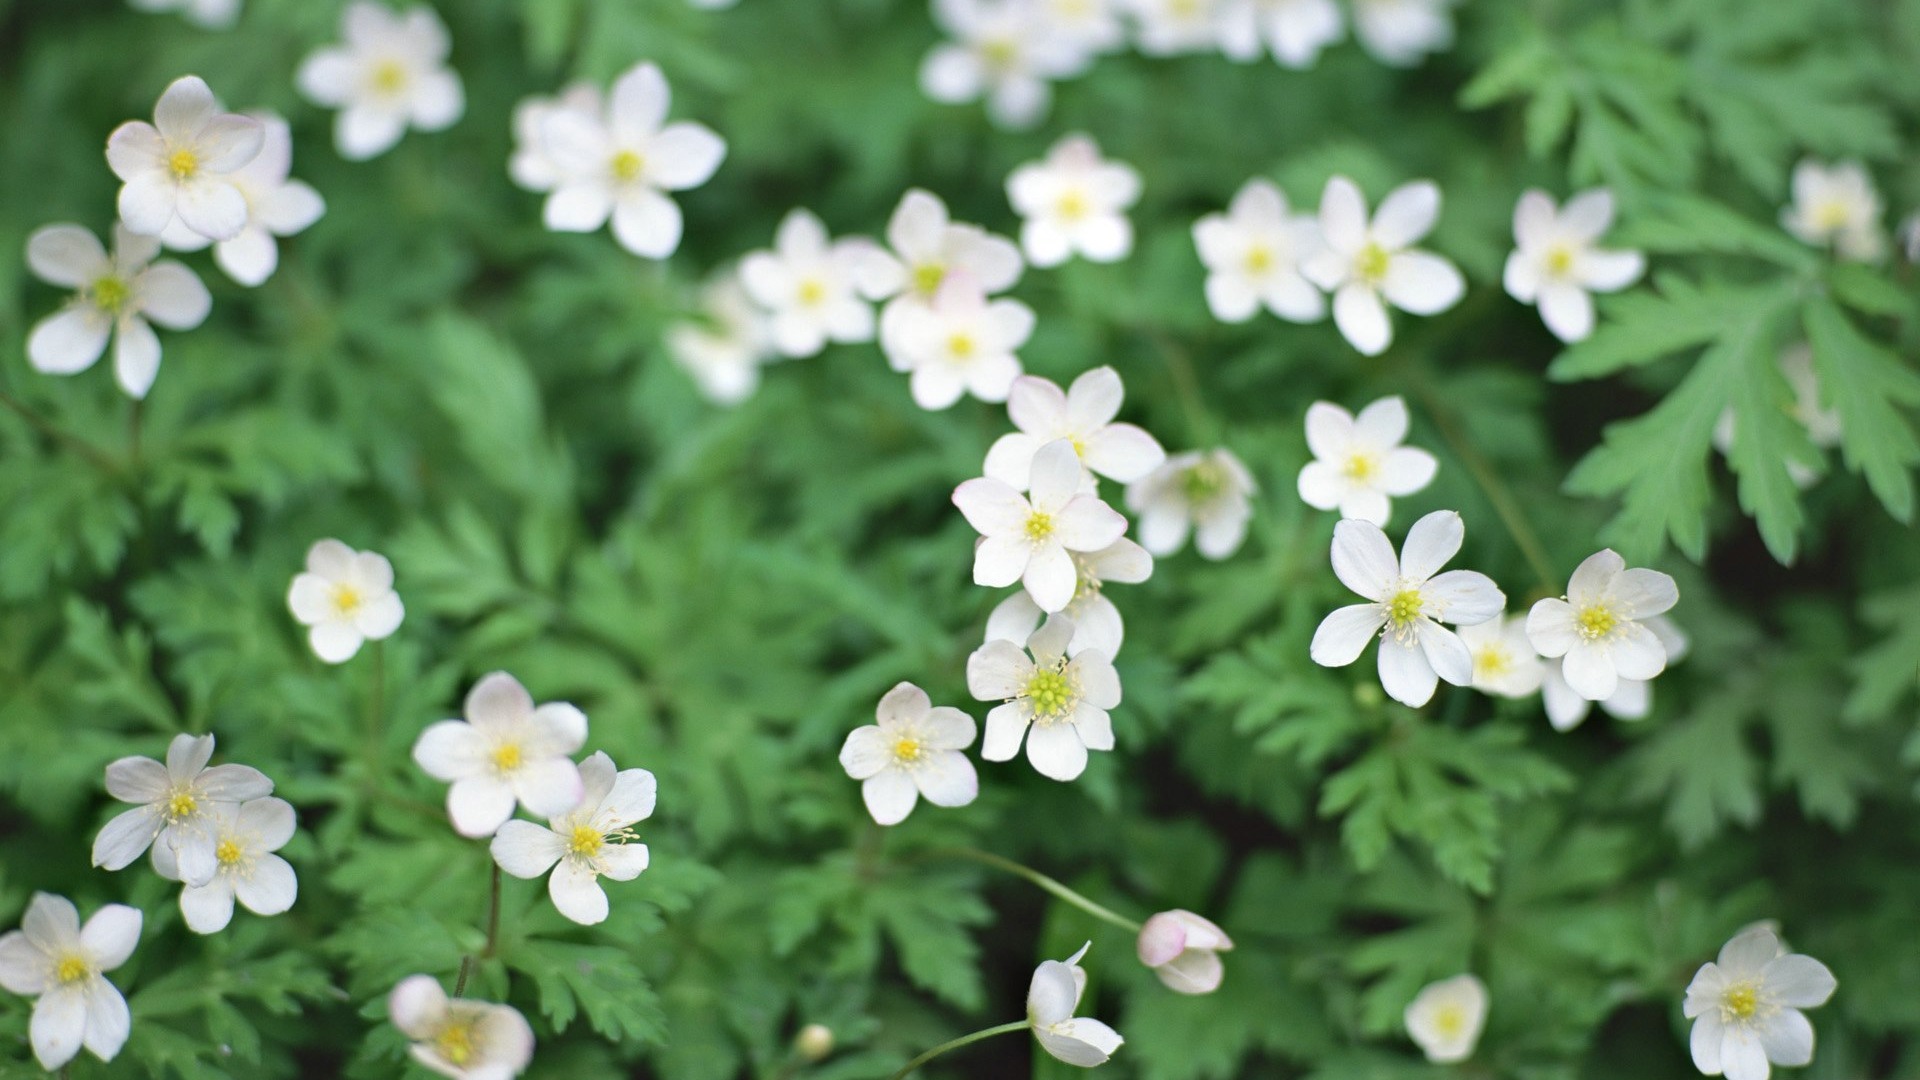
612, 188, 684, 259
295, 50, 358, 106
180, 880, 237, 934
1561, 641, 1618, 701
1578, 249, 1645, 292
234, 854, 299, 917
1318, 175, 1368, 253
1691, 1012, 1725, 1075
1372, 181, 1440, 248
1023, 543, 1077, 613
1526, 598, 1579, 657
1609, 567, 1679, 619
1333, 282, 1392, 355
914, 751, 979, 808
511, 756, 586, 818
80, 982, 130, 1061
1311, 604, 1385, 668
1025, 722, 1088, 781
27, 308, 112, 375
1029, 438, 1088, 510
31, 986, 87, 1070
214, 229, 278, 287
952, 477, 1030, 535
1399, 509, 1463, 581
490, 821, 566, 878
1418, 624, 1474, 686
545, 181, 616, 233
1538, 282, 1594, 343
609, 62, 670, 138
980, 702, 1029, 761
174, 180, 250, 243
839, 726, 892, 780
968, 640, 1032, 698
1423, 570, 1505, 626
1329, 518, 1398, 598
1378, 636, 1439, 707
862, 770, 918, 826
78, 904, 142, 970
103, 755, 168, 803
1560, 188, 1616, 240
1036, 1018, 1124, 1066
1611, 622, 1668, 681
117, 172, 178, 237
1082, 424, 1165, 483
113, 316, 162, 399
26, 225, 109, 287
388, 974, 449, 1039
336, 107, 407, 161
1027, 958, 1079, 1027
974, 534, 1032, 588
1381, 251, 1465, 315
1764, 955, 1836, 1008
1721, 1029, 1771, 1080
1378, 447, 1438, 496
447, 776, 516, 838
647, 123, 727, 190
1566, 549, 1624, 606
548, 860, 610, 925
408, 71, 464, 131
137, 261, 211, 328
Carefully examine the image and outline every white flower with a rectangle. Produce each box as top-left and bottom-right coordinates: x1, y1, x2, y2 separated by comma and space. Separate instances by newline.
24, 223, 210, 399
666, 269, 775, 405
128, 0, 240, 29
1712, 343, 1842, 489
1456, 613, 1545, 699
953, 439, 1130, 612
984, 367, 1167, 490
838, 682, 980, 826
1504, 188, 1644, 343
969, 615, 1120, 781
1308, 510, 1505, 708
508, 83, 601, 193
0, 894, 141, 1071
1028, 942, 1125, 1066
1302, 175, 1464, 356
920, 0, 1091, 130
1039, 0, 1127, 53
92, 732, 274, 887
538, 62, 727, 259
106, 75, 264, 241
296, 2, 465, 161
1684, 926, 1836, 1080
1351, 0, 1456, 66
1124, 448, 1257, 560
1124, 0, 1227, 54
411, 672, 588, 838
1217, 0, 1343, 68
1192, 178, 1326, 323
894, 283, 1035, 409
1295, 395, 1436, 526
1900, 212, 1920, 263
1781, 159, 1884, 262
158, 112, 326, 287
287, 538, 405, 664
1543, 614, 1687, 732
985, 538, 1153, 659
865, 189, 1023, 370
389, 975, 535, 1080
1525, 549, 1678, 702
1136, 910, 1233, 995
1404, 973, 1488, 1063
740, 209, 882, 358
490, 752, 655, 926
157, 796, 298, 934
1007, 134, 1142, 267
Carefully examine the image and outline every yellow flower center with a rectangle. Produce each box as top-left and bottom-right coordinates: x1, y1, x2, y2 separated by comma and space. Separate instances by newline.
1023, 667, 1074, 721
1432, 1004, 1466, 1037
797, 278, 827, 306
1342, 453, 1377, 481
371, 60, 409, 95
1724, 984, 1759, 1021
168, 148, 200, 180
91, 275, 131, 315
980, 37, 1019, 71
332, 583, 364, 616
1813, 200, 1853, 231
54, 955, 91, 985
1474, 645, 1511, 680
166, 790, 199, 822
1545, 244, 1575, 277
1575, 604, 1616, 640
1056, 189, 1089, 221
568, 823, 604, 858
892, 736, 924, 763
1354, 242, 1391, 283
610, 149, 645, 182
434, 1020, 475, 1065
1387, 588, 1424, 627
491, 743, 523, 772
947, 332, 977, 359
1182, 461, 1224, 503
216, 838, 245, 865
912, 263, 946, 296
1243, 244, 1274, 274
1024, 511, 1055, 542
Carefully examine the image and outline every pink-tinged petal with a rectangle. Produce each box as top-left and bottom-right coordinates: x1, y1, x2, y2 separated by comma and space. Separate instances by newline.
1609, 567, 1678, 619
611, 187, 684, 259
922, 706, 977, 751
137, 261, 211, 329
862, 769, 918, 826
336, 106, 407, 161
31, 985, 87, 1071
1566, 549, 1623, 606
1538, 281, 1594, 343
1330, 518, 1398, 598
1333, 282, 1392, 355
1381, 251, 1464, 315
1083, 423, 1165, 483
27, 225, 110, 286
1578, 248, 1644, 292
28, 308, 112, 376
1318, 175, 1368, 253
388, 974, 450, 1039
1154, 947, 1225, 994
1762, 955, 1836, 1008
1378, 447, 1437, 496
1064, 366, 1124, 430
838, 726, 891, 780
1418, 624, 1474, 686
117, 173, 179, 237
232, 853, 297, 916
1399, 509, 1463, 581
980, 702, 1029, 761
974, 534, 1032, 588
1378, 635, 1439, 706
1037, 1018, 1124, 1066
105, 122, 167, 183
1560, 641, 1618, 701
1025, 721, 1088, 781
969, 640, 1032, 699
983, 432, 1044, 490
648, 123, 727, 190
154, 76, 216, 142
511, 756, 585, 819
1560, 188, 1615, 241
1311, 605, 1383, 667
1023, 542, 1077, 613
105, 756, 169, 802
1136, 912, 1190, 966
446, 775, 516, 838
875, 682, 931, 727
1526, 598, 1579, 657
1028, 438, 1088, 510
1372, 180, 1440, 249
490, 821, 566, 879
952, 477, 1030, 535
914, 750, 978, 807
195, 763, 272, 802
412, 721, 485, 781
1610, 622, 1667, 680
1423, 569, 1504, 626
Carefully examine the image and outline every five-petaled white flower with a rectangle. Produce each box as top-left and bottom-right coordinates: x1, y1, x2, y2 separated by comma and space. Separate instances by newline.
740, 208, 883, 358
1295, 395, 1437, 526
1309, 510, 1505, 707
412, 672, 588, 838
838, 682, 980, 826
1525, 549, 1678, 702
389, 975, 535, 1080
287, 538, 405, 663
1125, 0, 1228, 54
1456, 613, 1546, 700
1404, 973, 1488, 1063
985, 538, 1152, 659
1136, 910, 1234, 995
128, 0, 239, 29
1217, 0, 1344, 68
866, 189, 1023, 369
1193, 178, 1326, 324
969, 615, 1120, 781
1780, 159, 1884, 262
508, 83, 602, 194
1712, 344, 1843, 490
1125, 448, 1258, 560
1028, 942, 1125, 1066
1351, 0, 1456, 66
0, 894, 142, 1071
1504, 188, 1644, 343
954, 439, 1130, 612
984, 367, 1167, 490
920, 0, 1091, 130
491, 751, 655, 926
24, 223, 210, 400
155, 796, 298, 934
1542, 614, 1686, 732
107, 75, 264, 242
161, 112, 326, 287
296, 2, 465, 161
93, 732, 274, 887
1007, 134, 1142, 267
539, 62, 727, 258
1684, 925, 1836, 1080
666, 269, 776, 406
1302, 175, 1463, 356
894, 282, 1034, 409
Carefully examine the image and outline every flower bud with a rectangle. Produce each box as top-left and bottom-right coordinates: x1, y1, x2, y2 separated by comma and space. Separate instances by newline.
794, 1023, 834, 1062
1136, 910, 1233, 994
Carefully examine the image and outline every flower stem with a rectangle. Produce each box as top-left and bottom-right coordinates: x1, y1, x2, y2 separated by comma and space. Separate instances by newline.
127, 398, 143, 471
937, 847, 1142, 933
0, 388, 121, 474
1406, 378, 1561, 596
362, 640, 385, 784
886, 1019, 1031, 1079
453, 861, 503, 997
1142, 327, 1218, 447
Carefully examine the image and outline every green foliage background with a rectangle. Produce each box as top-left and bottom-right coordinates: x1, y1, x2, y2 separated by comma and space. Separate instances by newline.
0, 0, 1917, 1076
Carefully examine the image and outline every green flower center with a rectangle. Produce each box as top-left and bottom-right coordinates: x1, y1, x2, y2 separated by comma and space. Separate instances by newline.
1354, 242, 1391, 283
611, 149, 645, 182
1024, 668, 1074, 721
371, 60, 409, 95
92, 275, 131, 315
912, 263, 946, 296
1387, 588, 1424, 627
1182, 462, 1225, 503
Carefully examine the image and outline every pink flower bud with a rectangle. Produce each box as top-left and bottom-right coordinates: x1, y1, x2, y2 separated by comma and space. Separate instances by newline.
1136, 909, 1233, 994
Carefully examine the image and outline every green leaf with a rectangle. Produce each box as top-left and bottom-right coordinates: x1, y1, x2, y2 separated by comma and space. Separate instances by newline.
1802, 297, 1920, 522
508, 940, 666, 1044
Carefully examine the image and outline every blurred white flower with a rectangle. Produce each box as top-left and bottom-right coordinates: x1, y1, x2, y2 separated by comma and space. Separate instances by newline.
1543, 614, 1687, 731
508, 83, 601, 193
159, 796, 298, 934
1900, 212, 1920, 263
1684, 925, 1835, 1080
160, 112, 325, 287
1217, 0, 1343, 68
1193, 178, 1326, 323
740, 209, 883, 358
491, 752, 654, 925
986, 538, 1152, 659
1028, 942, 1125, 1065
1125, 448, 1257, 560
297, 2, 464, 161
1456, 613, 1545, 699
1781, 159, 1884, 262
1308, 511, 1505, 707
894, 283, 1034, 409
1526, 549, 1678, 702
983, 367, 1167, 490
666, 269, 776, 405
921, 0, 1092, 129
389, 975, 535, 1079
0, 894, 141, 1071
1351, 0, 1456, 66
1040, 0, 1127, 53
1124, 0, 1227, 54
24, 223, 210, 399
953, 439, 1129, 612
865, 189, 1023, 370
1504, 188, 1644, 343
1303, 175, 1463, 356
92, 732, 273, 887
1295, 395, 1436, 526
970, 616, 1120, 781
1136, 910, 1234, 994
287, 538, 404, 663
838, 682, 979, 825
1404, 973, 1488, 1063
128, 0, 240, 29
412, 672, 588, 838
1711, 343, 1842, 489
1007, 134, 1142, 267
107, 75, 264, 241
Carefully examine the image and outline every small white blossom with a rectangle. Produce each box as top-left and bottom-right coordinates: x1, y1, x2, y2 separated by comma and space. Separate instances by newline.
1526, 549, 1678, 702
159, 112, 325, 287
666, 269, 776, 405
954, 439, 1129, 613
1124, 0, 1227, 54
1028, 942, 1125, 1066
920, 0, 1092, 130
1712, 344, 1842, 489
1303, 175, 1464, 356
128, 0, 239, 29
491, 752, 655, 926
986, 538, 1152, 659
1684, 926, 1836, 1080
1504, 188, 1644, 343
984, 367, 1167, 490
508, 83, 601, 193
894, 283, 1035, 409
1309, 510, 1505, 708
1351, 0, 1456, 66
389, 975, 535, 1080
1404, 973, 1488, 1063
296, 2, 465, 161
1295, 395, 1436, 526
1007, 134, 1142, 267
740, 208, 883, 358
838, 682, 979, 826
1040, 0, 1127, 53
1543, 615, 1687, 731
1125, 448, 1257, 560
1781, 159, 1884, 262
107, 75, 264, 241
1217, 0, 1343, 68
287, 538, 405, 664
1456, 613, 1545, 699
412, 672, 588, 838
0, 894, 141, 1071
92, 732, 274, 887
865, 189, 1023, 370
1136, 910, 1233, 995
1193, 178, 1326, 323
24, 223, 210, 399
157, 797, 298, 934
970, 615, 1120, 781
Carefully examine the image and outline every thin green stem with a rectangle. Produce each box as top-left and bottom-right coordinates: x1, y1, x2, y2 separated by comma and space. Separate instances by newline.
886, 1019, 1031, 1080
362, 641, 385, 784
1406, 377, 1561, 596
0, 388, 121, 473
453, 861, 504, 997
936, 847, 1141, 933
127, 398, 143, 470
1142, 328, 1217, 447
